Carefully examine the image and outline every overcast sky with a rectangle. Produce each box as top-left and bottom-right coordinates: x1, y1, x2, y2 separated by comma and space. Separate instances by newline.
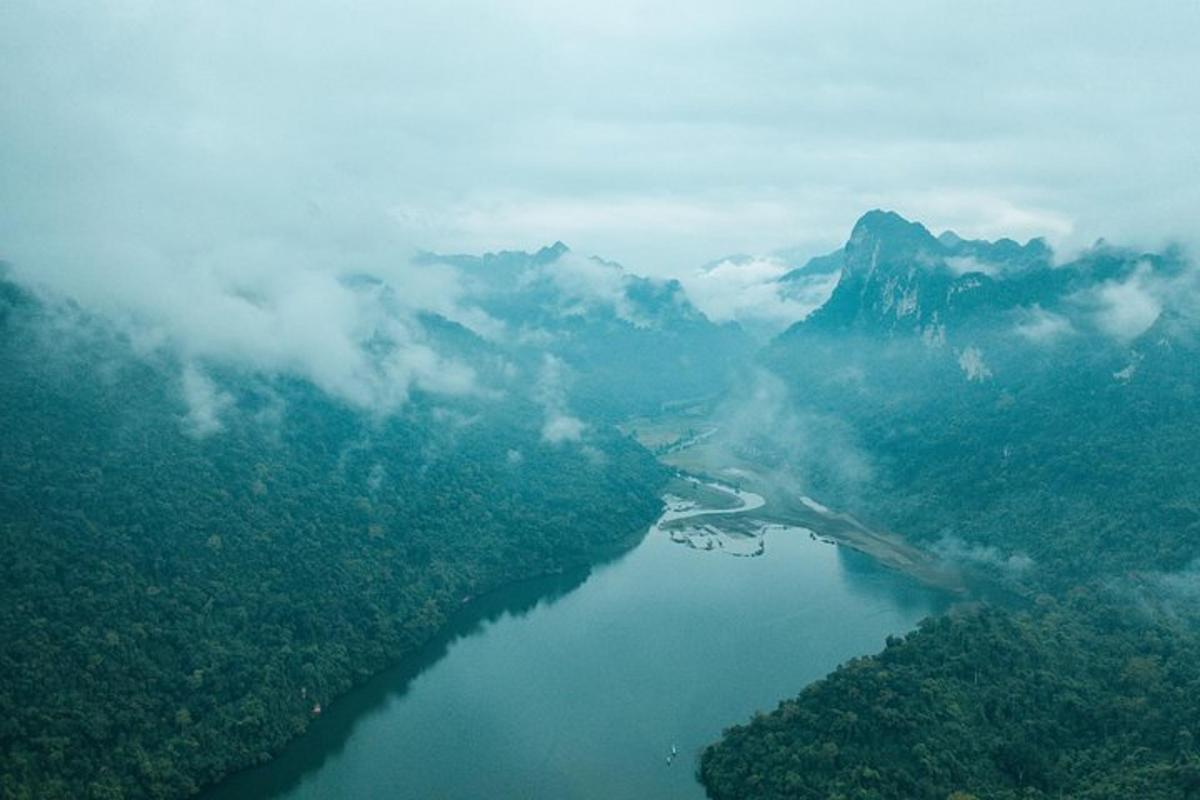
2, 0, 1198, 287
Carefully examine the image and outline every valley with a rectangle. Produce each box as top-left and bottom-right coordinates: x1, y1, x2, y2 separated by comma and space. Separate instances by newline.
4, 208, 1200, 800
634, 417, 966, 593
5, 8, 1198, 799
199, 477, 951, 800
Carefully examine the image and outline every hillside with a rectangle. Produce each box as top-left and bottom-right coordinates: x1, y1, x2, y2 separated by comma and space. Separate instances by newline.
702, 211, 1200, 798
701, 596, 1200, 800
417, 244, 753, 419
761, 210, 1200, 582
0, 277, 668, 799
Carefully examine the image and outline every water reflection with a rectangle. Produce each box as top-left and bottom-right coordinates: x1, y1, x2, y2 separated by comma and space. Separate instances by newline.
202, 507, 953, 800
200, 567, 592, 800
833, 544, 953, 616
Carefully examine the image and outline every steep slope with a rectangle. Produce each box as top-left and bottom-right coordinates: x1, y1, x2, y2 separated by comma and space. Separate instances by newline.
702, 597, 1200, 800
703, 212, 1200, 799
0, 277, 668, 799
761, 210, 1200, 580
418, 244, 753, 419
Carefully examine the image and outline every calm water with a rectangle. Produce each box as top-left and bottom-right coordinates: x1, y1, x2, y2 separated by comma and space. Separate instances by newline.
203, 509, 950, 799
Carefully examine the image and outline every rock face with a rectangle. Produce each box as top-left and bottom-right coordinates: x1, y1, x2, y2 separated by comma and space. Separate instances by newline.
781, 209, 1185, 355
416, 243, 753, 418
799, 210, 1053, 340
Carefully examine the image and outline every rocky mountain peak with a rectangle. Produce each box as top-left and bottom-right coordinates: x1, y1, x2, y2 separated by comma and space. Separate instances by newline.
844, 210, 943, 279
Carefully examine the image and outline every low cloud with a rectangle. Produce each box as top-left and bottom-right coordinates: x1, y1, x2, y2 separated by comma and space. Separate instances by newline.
696, 370, 875, 497
1067, 258, 1200, 343
526, 252, 645, 326
934, 534, 1033, 572
945, 255, 999, 277
542, 414, 585, 444
1088, 263, 1164, 341
14, 250, 483, 416
1013, 305, 1075, 343
681, 256, 837, 335
534, 354, 586, 445
180, 363, 233, 438
957, 346, 993, 382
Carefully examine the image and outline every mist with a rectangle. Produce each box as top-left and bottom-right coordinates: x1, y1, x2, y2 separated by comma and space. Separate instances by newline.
4, 2, 1199, 306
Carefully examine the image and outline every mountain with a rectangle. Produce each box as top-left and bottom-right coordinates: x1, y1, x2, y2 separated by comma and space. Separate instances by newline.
783, 210, 1188, 354
795, 210, 1054, 338
0, 275, 668, 799
760, 211, 1200, 580
702, 594, 1200, 800
702, 212, 1200, 799
417, 243, 753, 419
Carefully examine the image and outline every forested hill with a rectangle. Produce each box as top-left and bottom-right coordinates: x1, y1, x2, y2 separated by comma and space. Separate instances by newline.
416, 244, 753, 419
0, 277, 668, 799
761, 210, 1200, 583
701, 595, 1200, 800
702, 211, 1200, 799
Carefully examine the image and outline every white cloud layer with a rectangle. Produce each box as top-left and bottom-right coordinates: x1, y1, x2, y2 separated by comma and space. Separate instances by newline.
2, 0, 1198, 289
534, 355, 585, 444
1013, 305, 1075, 343
180, 362, 233, 437
682, 256, 838, 335
1089, 264, 1165, 342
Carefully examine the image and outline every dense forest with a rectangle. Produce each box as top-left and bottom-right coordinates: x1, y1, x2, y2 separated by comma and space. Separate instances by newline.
6, 207, 1200, 800
701, 595, 1200, 800
700, 212, 1200, 798
758, 214, 1200, 583
417, 244, 753, 420
763, 327, 1200, 582
0, 278, 668, 799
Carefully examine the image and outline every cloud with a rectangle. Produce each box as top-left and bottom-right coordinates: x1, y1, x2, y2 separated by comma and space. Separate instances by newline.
892, 191, 1076, 247
542, 414, 586, 444
681, 256, 837, 334
933, 534, 1033, 572
3, 1, 1198, 288
1013, 305, 1075, 343
695, 370, 876, 495
944, 256, 998, 277
526, 252, 643, 325
1087, 263, 1164, 341
534, 354, 586, 444
957, 346, 993, 382
180, 363, 233, 438
15, 249, 483, 414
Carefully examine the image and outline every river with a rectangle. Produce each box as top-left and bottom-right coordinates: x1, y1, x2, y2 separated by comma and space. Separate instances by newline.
201, 484, 951, 799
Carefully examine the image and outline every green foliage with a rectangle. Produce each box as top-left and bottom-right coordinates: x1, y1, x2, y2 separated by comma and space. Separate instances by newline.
701, 595, 1200, 800
418, 245, 754, 420
705, 220, 1200, 800
763, 317, 1200, 583
0, 287, 668, 799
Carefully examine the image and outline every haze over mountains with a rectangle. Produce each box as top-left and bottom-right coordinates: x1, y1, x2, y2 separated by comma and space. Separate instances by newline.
4, 208, 1200, 799
4, 4, 1199, 798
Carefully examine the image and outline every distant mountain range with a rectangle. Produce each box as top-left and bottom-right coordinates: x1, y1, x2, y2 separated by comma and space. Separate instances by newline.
5, 209, 1199, 800
787, 209, 1182, 341
759, 209, 1200, 581
416, 242, 753, 419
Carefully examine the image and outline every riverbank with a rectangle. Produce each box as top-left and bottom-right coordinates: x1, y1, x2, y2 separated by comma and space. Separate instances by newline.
660, 470, 966, 594
197, 487, 667, 800
626, 411, 965, 593
197, 475, 951, 800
